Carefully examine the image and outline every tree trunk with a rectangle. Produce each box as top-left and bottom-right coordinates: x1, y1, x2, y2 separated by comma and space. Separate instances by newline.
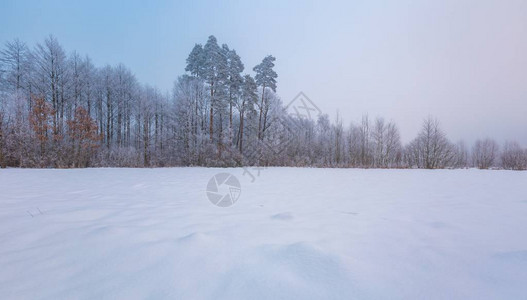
0, 116, 5, 168
209, 83, 214, 142
106, 84, 112, 149
218, 111, 223, 159
257, 85, 265, 140
229, 91, 233, 146
239, 109, 244, 154
143, 117, 149, 167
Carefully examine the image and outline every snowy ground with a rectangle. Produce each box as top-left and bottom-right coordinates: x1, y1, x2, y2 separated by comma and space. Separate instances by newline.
0, 168, 526, 299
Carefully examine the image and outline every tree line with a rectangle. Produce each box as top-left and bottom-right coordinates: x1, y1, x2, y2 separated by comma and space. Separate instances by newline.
0, 35, 526, 170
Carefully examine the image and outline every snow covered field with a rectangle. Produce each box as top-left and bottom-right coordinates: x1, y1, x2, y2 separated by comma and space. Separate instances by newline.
1, 168, 526, 299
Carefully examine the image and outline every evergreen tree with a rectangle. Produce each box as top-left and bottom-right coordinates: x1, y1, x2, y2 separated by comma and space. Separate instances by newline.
185, 44, 205, 78
224, 45, 244, 145
203, 35, 227, 144
253, 55, 277, 140
237, 74, 257, 154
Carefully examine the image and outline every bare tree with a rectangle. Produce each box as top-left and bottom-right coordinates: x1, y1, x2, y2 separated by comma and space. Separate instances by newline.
501, 141, 526, 170
472, 138, 499, 169
0, 39, 31, 94
358, 115, 372, 167
406, 116, 455, 169
334, 112, 344, 166
372, 117, 386, 167
33, 35, 68, 136
372, 117, 402, 168
452, 140, 469, 168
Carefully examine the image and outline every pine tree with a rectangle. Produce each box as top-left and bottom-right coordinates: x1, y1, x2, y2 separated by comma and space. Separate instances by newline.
185, 44, 205, 77
203, 36, 227, 144
253, 55, 277, 140
238, 74, 257, 154
224, 45, 244, 145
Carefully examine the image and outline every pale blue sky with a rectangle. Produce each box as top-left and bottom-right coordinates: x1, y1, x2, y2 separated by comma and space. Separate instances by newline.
1, 0, 526, 145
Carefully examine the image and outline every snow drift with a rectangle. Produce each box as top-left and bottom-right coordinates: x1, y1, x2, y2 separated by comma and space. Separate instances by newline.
0, 168, 526, 299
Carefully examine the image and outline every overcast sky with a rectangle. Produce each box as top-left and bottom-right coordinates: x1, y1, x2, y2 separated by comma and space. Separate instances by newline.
1, 0, 526, 145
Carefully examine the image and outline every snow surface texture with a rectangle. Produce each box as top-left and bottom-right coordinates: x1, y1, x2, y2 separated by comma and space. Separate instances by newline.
1, 168, 526, 299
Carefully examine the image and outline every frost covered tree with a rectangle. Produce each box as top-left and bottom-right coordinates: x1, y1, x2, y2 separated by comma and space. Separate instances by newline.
185, 44, 205, 77
237, 74, 257, 155
2, 34, 524, 170
253, 55, 277, 140
172, 75, 207, 165
472, 138, 499, 169
203, 35, 227, 143
0, 93, 32, 166
500, 141, 526, 170
0, 39, 32, 95
372, 117, 401, 168
29, 96, 53, 166
358, 115, 372, 167
334, 112, 344, 166
33, 35, 68, 137
406, 117, 455, 169
67, 106, 100, 167
314, 114, 333, 166
0, 109, 5, 168
224, 46, 244, 145
452, 140, 469, 168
